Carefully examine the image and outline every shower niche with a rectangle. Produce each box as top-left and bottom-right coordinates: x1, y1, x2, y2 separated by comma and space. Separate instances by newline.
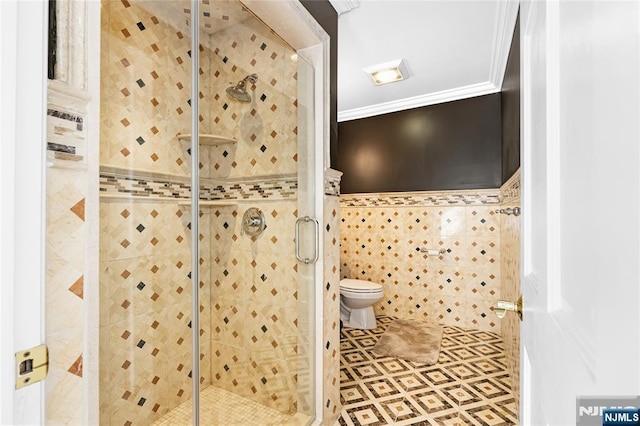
176, 133, 237, 146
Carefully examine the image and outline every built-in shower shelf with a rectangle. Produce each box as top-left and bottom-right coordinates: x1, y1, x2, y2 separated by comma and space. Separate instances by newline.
178, 200, 237, 207
177, 133, 237, 146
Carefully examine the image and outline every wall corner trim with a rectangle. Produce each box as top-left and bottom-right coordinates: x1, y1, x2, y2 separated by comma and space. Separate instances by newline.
488, 0, 519, 90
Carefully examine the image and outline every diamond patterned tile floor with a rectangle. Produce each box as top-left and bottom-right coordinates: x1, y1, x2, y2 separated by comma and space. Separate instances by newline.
337, 316, 518, 426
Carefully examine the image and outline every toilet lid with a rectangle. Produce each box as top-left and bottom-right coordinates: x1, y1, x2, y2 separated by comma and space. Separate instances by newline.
340, 279, 383, 292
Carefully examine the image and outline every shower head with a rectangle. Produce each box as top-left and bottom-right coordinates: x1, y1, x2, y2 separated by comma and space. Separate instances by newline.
226, 73, 258, 102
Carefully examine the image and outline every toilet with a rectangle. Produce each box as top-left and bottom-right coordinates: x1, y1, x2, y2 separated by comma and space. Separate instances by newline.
340, 279, 384, 330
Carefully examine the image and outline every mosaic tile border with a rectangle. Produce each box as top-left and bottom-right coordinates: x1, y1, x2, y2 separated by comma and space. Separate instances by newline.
500, 169, 521, 204
325, 169, 343, 197
200, 178, 297, 201
99, 172, 191, 198
47, 104, 87, 164
340, 189, 501, 207
48, 108, 84, 130
99, 167, 298, 201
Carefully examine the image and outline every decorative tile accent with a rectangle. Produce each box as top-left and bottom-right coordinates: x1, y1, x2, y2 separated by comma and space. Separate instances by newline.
47, 107, 86, 162
48, 109, 84, 130
68, 275, 84, 299
325, 169, 343, 197
99, 171, 192, 199
500, 170, 521, 204
200, 175, 297, 201
341, 190, 501, 207
70, 198, 86, 220
45, 326, 84, 424
100, 167, 298, 201
68, 355, 83, 377
338, 316, 518, 425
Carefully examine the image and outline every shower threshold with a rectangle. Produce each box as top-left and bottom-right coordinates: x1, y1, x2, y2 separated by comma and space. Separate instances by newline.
151, 385, 311, 425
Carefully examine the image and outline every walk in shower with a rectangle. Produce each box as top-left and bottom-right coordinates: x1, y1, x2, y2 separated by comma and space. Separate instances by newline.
98, 0, 322, 423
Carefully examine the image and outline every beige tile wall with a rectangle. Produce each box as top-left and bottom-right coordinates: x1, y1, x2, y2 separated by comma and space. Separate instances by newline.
207, 199, 302, 414
322, 176, 342, 424
100, 0, 193, 177
99, 199, 203, 424
339, 180, 522, 414
100, 0, 298, 181
45, 165, 86, 424
499, 169, 521, 415
203, 18, 299, 181
340, 191, 502, 333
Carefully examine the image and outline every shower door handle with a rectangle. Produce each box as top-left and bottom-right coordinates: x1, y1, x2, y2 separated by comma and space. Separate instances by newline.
295, 216, 319, 264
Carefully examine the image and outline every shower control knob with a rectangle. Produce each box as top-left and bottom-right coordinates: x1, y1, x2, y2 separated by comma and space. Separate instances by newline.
244, 217, 261, 226
241, 207, 266, 237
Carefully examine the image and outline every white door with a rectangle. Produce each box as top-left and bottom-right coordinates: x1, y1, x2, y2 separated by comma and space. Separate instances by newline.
520, 1, 640, 424
0, 0, 47, 424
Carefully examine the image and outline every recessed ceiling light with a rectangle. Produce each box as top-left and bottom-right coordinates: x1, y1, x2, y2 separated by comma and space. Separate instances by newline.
363, 59, 408, 85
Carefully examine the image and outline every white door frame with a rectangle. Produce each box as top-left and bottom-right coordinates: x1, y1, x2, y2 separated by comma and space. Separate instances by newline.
0, 0, 47, 423
520, 0, 640, 423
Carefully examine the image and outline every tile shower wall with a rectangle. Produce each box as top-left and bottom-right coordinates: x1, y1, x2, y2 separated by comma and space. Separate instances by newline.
202, 14, 298, 180
207, 197, 301, 414
45, 164, 86, 424
99, 199, 206, 424
323, 169, 344, 424
100, 0, 310, 422
100, 0, 298, 180
100, 0, 194, 176
100, 2, 199, 423
45, 86, 93, 423
340, 191, 502, 333
500, 169, 521, 415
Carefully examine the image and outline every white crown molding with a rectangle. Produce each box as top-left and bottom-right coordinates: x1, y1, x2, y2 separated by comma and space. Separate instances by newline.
488, 0, 520, 89
328, 0, 361, 15
337, 81, 500, 122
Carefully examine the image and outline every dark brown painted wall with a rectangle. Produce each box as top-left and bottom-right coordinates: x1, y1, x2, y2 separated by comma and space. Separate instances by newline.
337, 94, 503, 193
300, 0, 338, 168
501, 13, 521, 182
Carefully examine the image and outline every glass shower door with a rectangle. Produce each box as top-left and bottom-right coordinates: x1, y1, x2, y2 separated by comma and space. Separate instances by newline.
195, 1, 318, 423
98, 0, 197, 424
98, 1, 320, 424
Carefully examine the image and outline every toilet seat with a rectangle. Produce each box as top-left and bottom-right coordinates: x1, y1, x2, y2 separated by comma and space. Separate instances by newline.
340, 279, 383, 293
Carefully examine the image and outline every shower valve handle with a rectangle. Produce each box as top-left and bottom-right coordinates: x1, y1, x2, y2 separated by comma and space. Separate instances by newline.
244, 217, 261, 227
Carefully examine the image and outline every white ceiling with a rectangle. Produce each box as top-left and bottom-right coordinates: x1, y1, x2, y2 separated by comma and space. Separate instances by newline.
330, 0, 519, 122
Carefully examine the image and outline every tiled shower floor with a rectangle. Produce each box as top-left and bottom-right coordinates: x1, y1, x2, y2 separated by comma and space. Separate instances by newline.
337, 316, 518, 425
151, 385, 310, 425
